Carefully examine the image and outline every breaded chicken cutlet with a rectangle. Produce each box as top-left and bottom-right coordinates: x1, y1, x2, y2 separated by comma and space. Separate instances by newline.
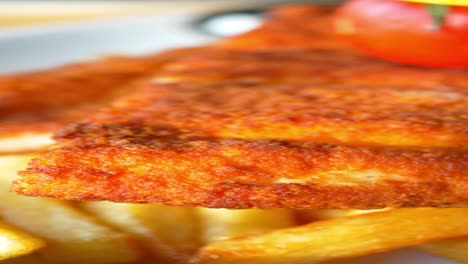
0, 47, 201, 153
13, 6, 468, 209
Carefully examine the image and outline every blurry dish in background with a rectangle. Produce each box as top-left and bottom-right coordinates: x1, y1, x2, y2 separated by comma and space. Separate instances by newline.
195, 9, 264, 37
0, 13, 214, 74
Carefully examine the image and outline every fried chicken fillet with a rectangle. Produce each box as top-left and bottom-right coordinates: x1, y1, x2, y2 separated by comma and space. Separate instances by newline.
14, 6, 468, 209
0, 48, 201, 154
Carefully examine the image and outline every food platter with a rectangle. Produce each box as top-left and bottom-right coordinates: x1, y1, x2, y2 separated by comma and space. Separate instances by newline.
0, 10, 460, 264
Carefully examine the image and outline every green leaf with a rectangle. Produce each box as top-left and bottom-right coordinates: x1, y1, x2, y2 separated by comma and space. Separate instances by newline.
426, 4, 449, 30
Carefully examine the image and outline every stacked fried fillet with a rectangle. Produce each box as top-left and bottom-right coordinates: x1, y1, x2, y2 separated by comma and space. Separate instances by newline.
0, 47, 202, 154
8, 6, 466, 209
0, 5, 467, 264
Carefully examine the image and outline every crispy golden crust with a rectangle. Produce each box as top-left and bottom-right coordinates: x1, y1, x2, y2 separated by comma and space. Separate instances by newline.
57, 83, 468, 149
13, 5, 468, 208
0, 47, 202, 138
15, 140, 467, 208
14, 81, 468, 208
158, 48, 468, 89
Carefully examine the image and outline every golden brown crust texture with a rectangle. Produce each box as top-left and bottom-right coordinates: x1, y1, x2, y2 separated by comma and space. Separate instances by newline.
15, 141, 467, 208
13, 5, 468, 208
14, 80, 468, 208
0, 47, 203, 137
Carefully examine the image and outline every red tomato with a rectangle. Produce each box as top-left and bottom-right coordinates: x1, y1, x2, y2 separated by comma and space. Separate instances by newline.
333, 0, 468, 68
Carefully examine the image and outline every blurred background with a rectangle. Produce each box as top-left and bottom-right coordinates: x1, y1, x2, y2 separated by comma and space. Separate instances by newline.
0, 0, 343, 74
0, 0, 345, 29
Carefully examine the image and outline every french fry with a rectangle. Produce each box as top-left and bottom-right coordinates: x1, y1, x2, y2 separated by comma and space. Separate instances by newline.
81, 201, 200, 264
321, 248, 449, 264
0, 133, 53, 154
2, 254, 50, 264
196, 208, 468, 264
418, 236, 468, 263
0, 222, 44, 261
294, 209, 357, 223
0, 155, 142, 264
295, 209, 390, 223
303, 209, 468, 263
198, 208, 295, 243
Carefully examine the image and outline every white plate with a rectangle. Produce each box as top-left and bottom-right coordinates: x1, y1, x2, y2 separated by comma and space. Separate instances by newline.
0, 12, 214, 74
0, 13, 458, 264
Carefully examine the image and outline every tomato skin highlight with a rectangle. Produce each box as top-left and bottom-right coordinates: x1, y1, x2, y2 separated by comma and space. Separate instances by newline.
333, 0, 468, 68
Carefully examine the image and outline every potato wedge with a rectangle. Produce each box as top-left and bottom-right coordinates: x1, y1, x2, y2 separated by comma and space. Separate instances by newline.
418, 236, 468, 263
0, 222, 44, 261
196, 208, 468, 264
0, 155, 141, 264
198, 208, 295, 243
81, 201, 200, 264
